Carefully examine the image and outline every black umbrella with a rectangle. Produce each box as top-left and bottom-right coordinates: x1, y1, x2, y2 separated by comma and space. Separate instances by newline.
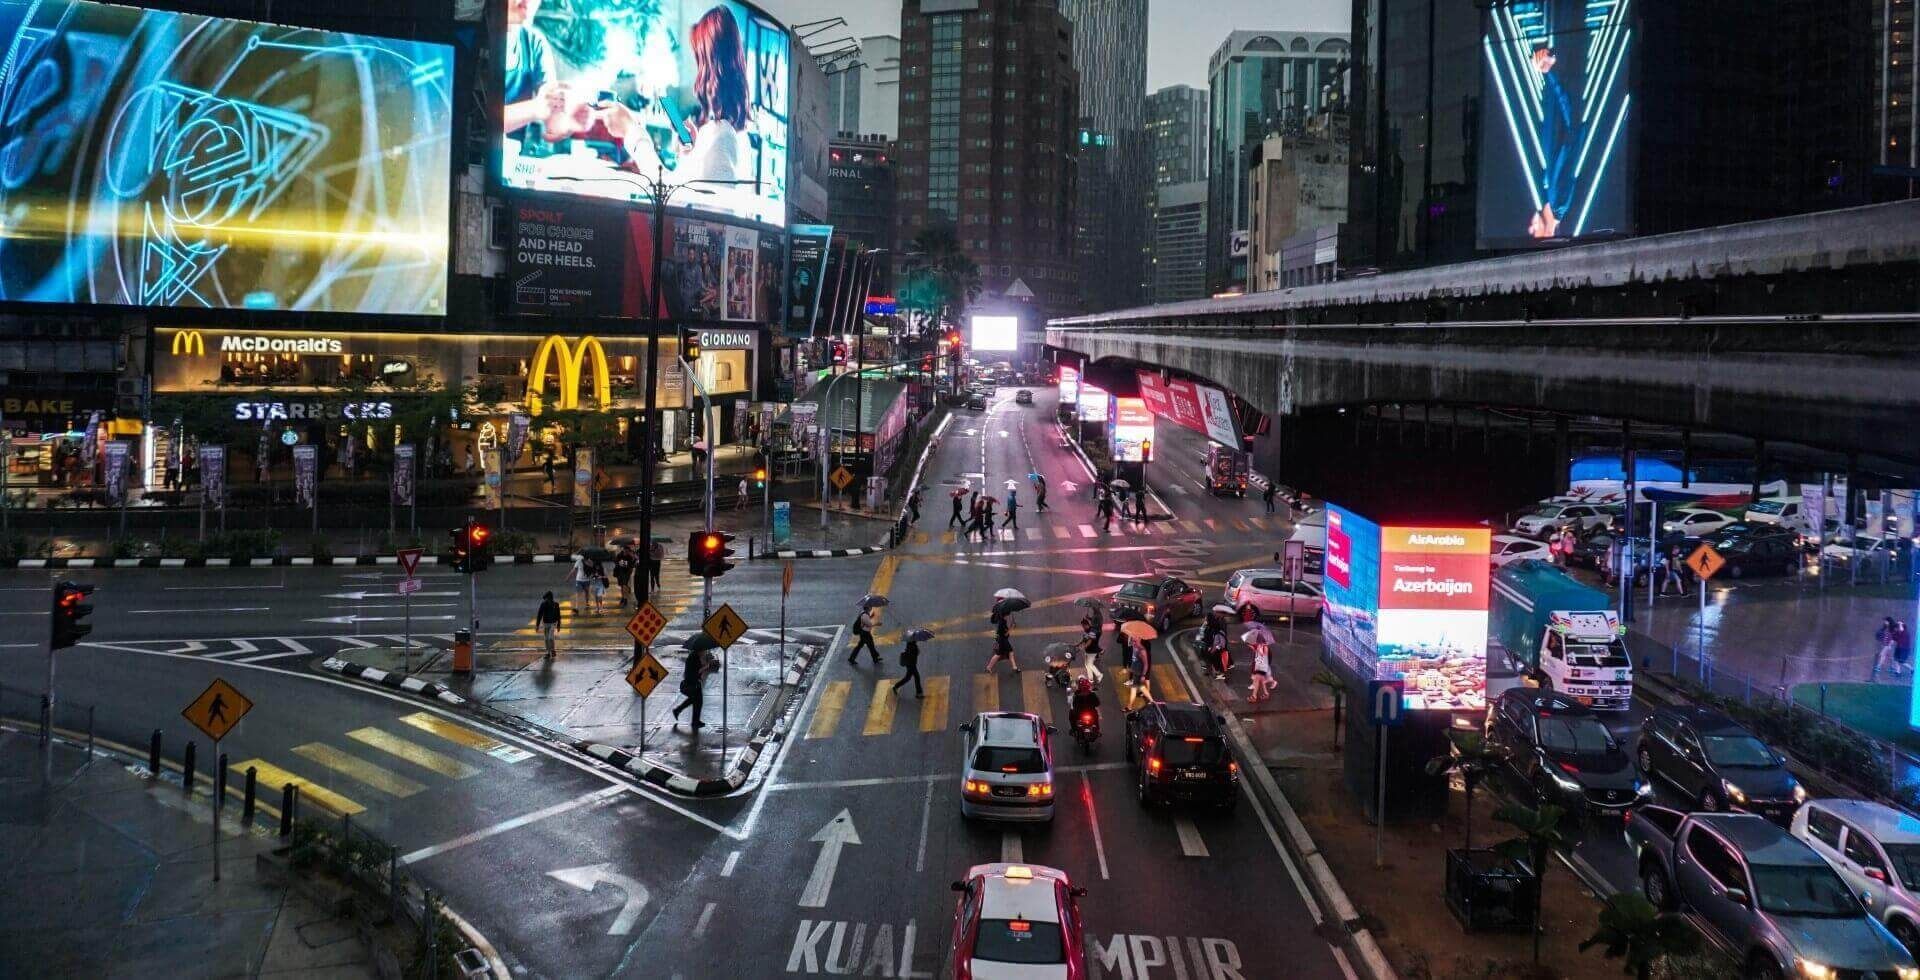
992, 596, 1032, 618
1073, 596, 1104, 628
579, 546, 614, 560
681, 633, 722, 653
906, 628, 936, 642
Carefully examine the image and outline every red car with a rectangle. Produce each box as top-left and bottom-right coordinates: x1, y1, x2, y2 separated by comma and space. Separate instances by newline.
947, 863, 1088, 979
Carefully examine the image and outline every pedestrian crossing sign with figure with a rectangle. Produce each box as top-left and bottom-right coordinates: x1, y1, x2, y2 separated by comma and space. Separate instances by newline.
183, 678, 253, 741
704, 603, 749, 648
831, 466, 855, 492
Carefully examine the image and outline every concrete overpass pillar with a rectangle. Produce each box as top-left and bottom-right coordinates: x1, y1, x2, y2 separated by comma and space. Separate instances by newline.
1681, 430, 1693, 488
1751, 440, 1767, 501
1553, 415, 1570, 495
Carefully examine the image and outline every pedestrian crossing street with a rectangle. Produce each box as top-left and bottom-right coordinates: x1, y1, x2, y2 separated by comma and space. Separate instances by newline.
230, 709, 533, 818
803, 662, 1191, 740
907, 515, 1288, 547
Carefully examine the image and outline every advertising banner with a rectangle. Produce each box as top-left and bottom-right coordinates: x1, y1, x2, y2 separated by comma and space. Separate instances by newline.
483, 449, 503, 511
509, 201, 652, 316
506, 413, 532, 464
1058, 366, 1080, 408
199, 446, 226, 509
787, 224, 834, 336
81, 411, 102, 462
498, 0, 791, 228
0, 0, 452, 314
104, 441, 129, 504
257, 430, 272, 481
293, 445, 317, 508
733, 399, 751, 443
970, 315, 1020, 352
1077, 385, 1109, 423
573, 447, 595, 507
1197, 385, 1240, 447
1803, 484, 1827, 542
392, 445, 416, 506
1136, 370, 1240, 447
772, 500, 791, 547
1110, 398, 1155, 463
339, 431, 356, 477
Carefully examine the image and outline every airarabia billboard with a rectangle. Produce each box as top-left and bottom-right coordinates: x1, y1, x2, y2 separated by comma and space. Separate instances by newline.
1323, 504, 1491, 711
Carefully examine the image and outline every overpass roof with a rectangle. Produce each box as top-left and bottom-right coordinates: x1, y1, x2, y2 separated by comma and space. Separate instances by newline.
1052, 199, 1920, 326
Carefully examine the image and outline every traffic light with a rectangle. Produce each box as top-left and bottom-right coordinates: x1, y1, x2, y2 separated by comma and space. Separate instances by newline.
753, 467, 767, 491
50, 581, 94, 650
1140, 439, 1153, 463
688, 529, 737, 578
450, 525, 471, 573
470, 522, 493, 572
679, 327, 701, 362
946, 331, 961, 347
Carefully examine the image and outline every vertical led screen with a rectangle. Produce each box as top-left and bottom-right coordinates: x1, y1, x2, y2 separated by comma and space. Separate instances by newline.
0, 0, 453, 314
969, 314, 1019, 352
1077, 384, 1109, 423
1110, 398, 1154, 462
500, 0, 790, 227
1477, 0, 1633, 248
1322, 505, 1382, 683
1057, 366, 1079, 406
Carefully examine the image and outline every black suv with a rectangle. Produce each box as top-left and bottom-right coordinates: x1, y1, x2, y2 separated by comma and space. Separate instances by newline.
1703, 524, 1801, 578
1124, 701, 1239, 810
1637, 705, 1806, 822
1485, 689, 1646, 812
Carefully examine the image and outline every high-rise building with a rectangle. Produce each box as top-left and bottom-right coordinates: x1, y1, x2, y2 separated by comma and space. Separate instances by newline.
1151, 180, 1208, 302
1147, 84, 1209, 187
1246, 115, 1348, 292
1205, 30, 1350, 294
828, 136, 897, 292
1877, 0, 1917, 184
897, 0, 1080, 320
825, 35, 902, 139
1061, 0, 1149, 313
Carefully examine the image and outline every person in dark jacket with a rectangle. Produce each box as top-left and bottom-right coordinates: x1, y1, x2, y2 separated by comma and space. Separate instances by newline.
1034, 474, 1049, 513
907, 486, 923, 524
533, 591, 562, 660
1262, 482, 1277, 514
984, 613, 1019, 674
949, 491, 966, 528
891, 638, 925, 697
848, 606, 882, 665
672, 652, 712, 729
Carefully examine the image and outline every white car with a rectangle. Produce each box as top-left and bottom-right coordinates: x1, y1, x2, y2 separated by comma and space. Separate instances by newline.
1743, 498, 1804, 529
1792, 799, 1920, 956
1490, 534, 1552, 568
1660, 507, 1737, 538
959, 713, 1056, 823
946, 863, 1088, 978
1511, 502, 1613, 539
1223, 568, 1322, 622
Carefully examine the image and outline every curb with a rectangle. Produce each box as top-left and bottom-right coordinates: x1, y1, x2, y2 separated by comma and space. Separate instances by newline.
758, 544, 890, 560
1165, 631, 1398, 980
1, 554, 568, 569
320, 658, 468, 707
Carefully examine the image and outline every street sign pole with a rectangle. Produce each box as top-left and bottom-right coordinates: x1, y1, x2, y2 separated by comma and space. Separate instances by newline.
1698, 577, 1707, 677
212, 735, 222, 882
781, 562, 794, 686
1375, 722, 1388, 869
1366, 680, 1403, 869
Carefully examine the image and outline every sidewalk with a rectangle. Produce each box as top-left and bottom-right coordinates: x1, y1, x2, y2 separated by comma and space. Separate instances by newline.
0, 732, 375, 978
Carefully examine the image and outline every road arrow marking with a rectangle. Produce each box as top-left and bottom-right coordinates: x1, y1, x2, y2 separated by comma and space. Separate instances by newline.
798, 809, 861, 908
546, 863, 649, 935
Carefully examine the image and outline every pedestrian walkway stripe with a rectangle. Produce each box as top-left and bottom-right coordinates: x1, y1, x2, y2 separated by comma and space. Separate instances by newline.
1251, 517, 1270, 531
231, 758, 365, 815
973, 673, 999, 714
1174, 816, 1210, 857
1152, 664, 1190, 702
1078, 524, 1097, 538
941, 531, 957, 545
921, 677, 950, 732
397, 711, 532, 763
914, 532, 930, 545
862, 680, 898, 736
1020, 671, 1054, 725
807, 681, 852, 739
1052, 525, 1070, 539
292, 743, 427, 798
1024, 527, 1040, 540
1231, 519, 1250, 532
345, 727, 481, 779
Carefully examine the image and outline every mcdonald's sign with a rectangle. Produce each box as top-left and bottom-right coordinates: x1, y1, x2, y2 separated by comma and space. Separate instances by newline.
170, 330, 207, 357
526, 335, 611, 416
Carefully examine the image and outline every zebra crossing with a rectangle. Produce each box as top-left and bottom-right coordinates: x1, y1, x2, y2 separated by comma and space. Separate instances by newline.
802, 661, 1191, 741
901, 515, 1287, 550
81, 625, 843, 661
232, 709, 531, 818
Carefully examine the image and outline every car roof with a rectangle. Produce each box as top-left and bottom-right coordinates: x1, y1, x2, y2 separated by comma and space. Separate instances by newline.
1695, 814, 1825, 865
1146, 701, 1221, 735
1491, 534, 1535, 544
975, 712, 1044, 747
968, 864, 1067, 922
1655, 704, 1745, 734
1809, 799, 1920, 844
1503, 689, 1593, 717
1234, 567, 1290, 578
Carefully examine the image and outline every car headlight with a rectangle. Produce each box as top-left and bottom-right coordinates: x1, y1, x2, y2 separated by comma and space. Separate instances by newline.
1797, 958, 1833, 980
1896, 967, 1918, 980
1722, 779, 1747, 804
1549, 768, 1582, 792
1792, 783, 1808, 803
1634, 780, 1653, 798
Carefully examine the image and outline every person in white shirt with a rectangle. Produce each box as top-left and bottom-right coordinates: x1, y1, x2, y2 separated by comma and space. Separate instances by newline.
682, 6, 753, 182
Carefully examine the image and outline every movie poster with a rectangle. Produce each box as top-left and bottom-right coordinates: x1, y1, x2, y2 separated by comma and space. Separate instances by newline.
723, 225, 758, 321
199, 446, 226, 509
507, 413, 532, 463
670, 217, 725, 320
392, 445, 416, 506
293, 445, 317, 507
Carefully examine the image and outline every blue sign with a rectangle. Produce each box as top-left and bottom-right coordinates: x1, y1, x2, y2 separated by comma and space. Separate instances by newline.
772, 501, 791, 548
1367, 680, 1405, 727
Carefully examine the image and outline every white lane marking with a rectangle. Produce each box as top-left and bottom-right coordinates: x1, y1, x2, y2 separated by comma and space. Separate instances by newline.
0, 610, 49, 616
914, 779, 935, 873
1082, 772, 1110, 880
1078, 524, 1097, 538
798, 810, 861, 909
0, 642, 40, 648
739, 625, 849, 840
335, 636, 377, 648
768, 761, 1131, 793
164, 585, 285, 591
238, 652, 307, 664
1001, 831, 1022, 864
692, 902, 717, 940
1174, 816, 1210, 858
402, 786, 625, 864
279, 638, 312, 655
126, 607, 269, 614
721, 851, 740, 877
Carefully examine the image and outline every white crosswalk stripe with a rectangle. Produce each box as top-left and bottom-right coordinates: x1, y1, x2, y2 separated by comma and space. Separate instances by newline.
1078, 524, 1097, 538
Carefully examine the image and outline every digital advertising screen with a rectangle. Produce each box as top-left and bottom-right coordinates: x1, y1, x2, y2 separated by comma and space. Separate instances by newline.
1077, 384, 1109, 423
1110, 397, 1154, 463
1058, 366, 1080, 407
0, 0, 453, 315
969, 314, 1020, 352
1477, 0, 1633, 249
500, 0, 791, 228
1321, 505, 1382, 677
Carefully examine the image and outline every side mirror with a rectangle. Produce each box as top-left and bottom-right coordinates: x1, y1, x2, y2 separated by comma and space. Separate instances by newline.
958, 723, 973, 734
951, 881, 969, 893
1724, 888, 1749, 907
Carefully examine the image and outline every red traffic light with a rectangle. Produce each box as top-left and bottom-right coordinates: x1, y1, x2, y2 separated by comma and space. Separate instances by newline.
946, 332, 961, 345
470, 524, 491, 546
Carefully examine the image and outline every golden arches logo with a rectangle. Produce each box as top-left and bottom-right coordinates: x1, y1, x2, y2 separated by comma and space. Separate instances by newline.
527, 335, 611, 415
171, 331, 207, 357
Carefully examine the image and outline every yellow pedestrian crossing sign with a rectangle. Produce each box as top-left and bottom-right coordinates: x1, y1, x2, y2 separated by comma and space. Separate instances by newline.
627, 652, 669, 698
704, 603, 749, 648
183, 678, 252, 742
830, 466, 855, 491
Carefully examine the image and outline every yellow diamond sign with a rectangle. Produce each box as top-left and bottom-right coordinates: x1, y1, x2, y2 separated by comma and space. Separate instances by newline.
703, 603, 749, 648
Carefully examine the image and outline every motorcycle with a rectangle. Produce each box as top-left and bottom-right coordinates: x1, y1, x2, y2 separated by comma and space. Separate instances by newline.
1068, 704, 1100, 754
1043, 644, 1079, 689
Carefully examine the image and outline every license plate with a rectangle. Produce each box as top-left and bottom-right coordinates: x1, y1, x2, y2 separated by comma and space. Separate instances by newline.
1180, 771, 1209, 780
993, 786, 1025, 798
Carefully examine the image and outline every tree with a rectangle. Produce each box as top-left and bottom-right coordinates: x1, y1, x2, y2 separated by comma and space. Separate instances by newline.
900, 226, 982, 327
1309, 668, 1346, 748
1581, 892, 1701, 980
1425, 729, 1508, 852
1495, 800, 1567, 964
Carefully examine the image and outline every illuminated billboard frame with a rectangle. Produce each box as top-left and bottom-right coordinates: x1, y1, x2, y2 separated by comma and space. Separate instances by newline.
0, 0, 454, 315
1110, 397, 1154, 463
1058, 366, 1080, 408
969, 314, 1020, 352
1077, 384, 1109, 423
500, 0, 792, 228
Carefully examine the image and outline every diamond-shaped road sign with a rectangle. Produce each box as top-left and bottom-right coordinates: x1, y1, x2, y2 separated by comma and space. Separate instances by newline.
1686, 543, 1727, 581
626, 652, 670, 698
626, 602, 667, 647
704, 603, 749, 648
830, 466, 855, 492
183, 678, 253, 742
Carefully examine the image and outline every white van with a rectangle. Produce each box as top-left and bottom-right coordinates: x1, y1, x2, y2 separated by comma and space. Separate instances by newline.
1744, 498, 1804, 530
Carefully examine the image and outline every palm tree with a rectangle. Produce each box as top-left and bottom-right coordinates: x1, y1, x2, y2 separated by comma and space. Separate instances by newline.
1580, 892, 1701, 980
1309, 668, 1346, 748
1425, 729, 1507, 852
1495, 800, 1567, 964
900, 226, 982, 327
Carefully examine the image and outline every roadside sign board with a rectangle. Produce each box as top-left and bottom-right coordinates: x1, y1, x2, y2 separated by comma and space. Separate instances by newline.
626, 602, 667, 647
183, 678, 253, 742
782, 562, 794, 597
1686, 543, 1726, 581
830, 466, 855, 492
397, 577, 422, 596
1366, 680, 1404, 727
704, 603, 749, 648
397, 548, 423, 577
1283, 539, 1306, 581
626, 652, 669, 698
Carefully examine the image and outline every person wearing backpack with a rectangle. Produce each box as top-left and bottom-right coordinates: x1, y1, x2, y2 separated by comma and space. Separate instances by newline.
847, 605, 882, 666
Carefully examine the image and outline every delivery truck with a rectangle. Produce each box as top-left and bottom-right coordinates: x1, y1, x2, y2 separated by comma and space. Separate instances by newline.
1205, 445, 1250, 496
1489, 559, 1633, 710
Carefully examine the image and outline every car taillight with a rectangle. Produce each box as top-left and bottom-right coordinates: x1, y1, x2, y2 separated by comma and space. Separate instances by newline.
1229, 761, 1240, 776
964, 780, 991, 796
1147, 757, 1162, 775
1028, 782, 1052, 798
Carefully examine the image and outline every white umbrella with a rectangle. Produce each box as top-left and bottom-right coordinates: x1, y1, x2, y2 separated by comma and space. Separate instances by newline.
1109, 479, 1132, 490
1210, 603, 1237, 617
993, 587, 1027, 601
1241, 622, 1276, 646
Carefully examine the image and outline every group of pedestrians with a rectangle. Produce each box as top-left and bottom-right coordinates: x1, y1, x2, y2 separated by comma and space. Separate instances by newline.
950, 488, 1028, 542
1201, 608, 1276, 702
1092, 483, 1150, 532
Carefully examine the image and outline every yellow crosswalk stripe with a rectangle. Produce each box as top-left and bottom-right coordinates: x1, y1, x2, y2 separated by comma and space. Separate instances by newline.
1231, 519, 1251, 532
1020, 671, 1054, 724
1250, 517, 1270, 530
345, 728, 480, 779
292, 743, 426, 798
1153, 664, 1190, 702
807, 681, 852, 739
397, 712, 531, 762
232, 758, 365, 815
921, 676, 951, 731
914, 531, 930, 545
942, 531, 957, 544
973, 673, 999, 714
862, 680, 898, 735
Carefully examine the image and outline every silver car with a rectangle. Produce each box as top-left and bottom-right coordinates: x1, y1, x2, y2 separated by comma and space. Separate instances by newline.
1222, 568, 1321, 622
958, 712, 1056, 823
1794, 799, 1920, 957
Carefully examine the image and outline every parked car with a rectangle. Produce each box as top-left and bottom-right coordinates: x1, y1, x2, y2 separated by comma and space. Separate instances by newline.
1637, 705, 1806, 820
1628, 806, 1918, 980
1485, 689, 1647, 812
1491, 534, 1553, 568
1107, 577, 1203, 633
1014, 389, 1034, 405
1222, 568, 1321, 622
1743, 498, 1805, 531
958, 712, 1056, 823
1512, 502, 1615, 539
1793, 798, 1920, 957
1706, 530, 1802, 579
1124, 700, 1239, 810
947, 863, 1088, 979
1823, 534, 1911, 574
1661, 507, 1739, 538
967, 393, 988, 411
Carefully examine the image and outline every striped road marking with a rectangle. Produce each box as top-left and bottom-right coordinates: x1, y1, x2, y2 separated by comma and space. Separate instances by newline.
862, 680, 898, 735
807, 681, 852, 739
920, 677, 950, 731
345, 728, 480, 779
1152, 664, 1190, 702
398, 711, 532, 763
1175, 816, 1210, 857
1020, 671, 1053, 725
292, 743, 427, 798
973, 673, 999, 714
232, 758, 365, 815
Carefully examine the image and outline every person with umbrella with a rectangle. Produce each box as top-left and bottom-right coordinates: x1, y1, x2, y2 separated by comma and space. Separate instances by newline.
1132, 484, 1148, 522
1001, 488, 1020, 530
613, 542, 638, 609
1096, 489, 1116, 532
1033, 473, 1049, 513
893, 628, 934, 698
848, 595, 886, 666
1075, 597, 1106, 684
982, 495, 998, 540
1243, 622, 1278, 702
672, 637, 719, 730
1262, 480, 1277, 514
1204, 603, 1237, 679
949, 487, 968, 529
985, 590, 1029, 674
1119, 619, 1158, 706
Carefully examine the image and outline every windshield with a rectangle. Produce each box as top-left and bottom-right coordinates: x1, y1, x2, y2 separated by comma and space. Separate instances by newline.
1118, 583, 1157, 599
1883, 844, 1920, 891
1158, 737, 1226, 766
1749, 864, 1864, 918
1532, 505, 1566, 518
1750, 500, 1787, 515
1566, 643, 1630, 669
973, 747, 1046, 774
973, 919, 1066, 964
1536, 716, 1614, 753
1702, 734, 1776, 768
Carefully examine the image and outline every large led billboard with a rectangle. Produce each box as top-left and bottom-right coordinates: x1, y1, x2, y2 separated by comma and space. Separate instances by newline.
1477, 0, 1633, 249
0, 0, 453, 315
1323, 504, 1491, 711
1077, 384, 1109, 423
500, 0, 791, 228
969, 314, 1019, 352
1110, 397, 1154, 463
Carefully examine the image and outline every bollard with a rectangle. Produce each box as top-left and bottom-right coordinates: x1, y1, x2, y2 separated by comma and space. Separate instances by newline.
217, 752, 229, 801
39, 694, 49, 742
86, 707, 94, 760
149, 730, 162, 778
182, 741, 196, 796
279, 783, 296, 836
425, 889, 439, 980
243, 767, 258, 824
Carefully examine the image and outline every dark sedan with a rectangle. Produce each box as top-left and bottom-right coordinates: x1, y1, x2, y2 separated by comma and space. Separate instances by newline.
1486, 689, 1648, 812
1703, 525, 1803, 578
1108, 577, 1204, 634
1637, 704, 1806, 822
